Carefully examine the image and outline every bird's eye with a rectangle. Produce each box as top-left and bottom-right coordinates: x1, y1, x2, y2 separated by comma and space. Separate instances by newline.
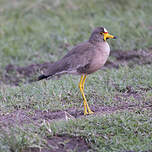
100, 32, 104, 35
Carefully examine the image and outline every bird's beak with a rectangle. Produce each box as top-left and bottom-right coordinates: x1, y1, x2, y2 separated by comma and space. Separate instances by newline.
103, 32, 117, 41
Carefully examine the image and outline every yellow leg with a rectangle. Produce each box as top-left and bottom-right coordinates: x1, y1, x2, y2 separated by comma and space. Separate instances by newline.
79, 75, 88, 115
79, 75, 94, 115
81, 75, 86, 91
82, 75, 94, 114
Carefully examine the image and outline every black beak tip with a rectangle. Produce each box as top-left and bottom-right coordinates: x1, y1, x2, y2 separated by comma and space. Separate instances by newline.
113, 36, 117, 39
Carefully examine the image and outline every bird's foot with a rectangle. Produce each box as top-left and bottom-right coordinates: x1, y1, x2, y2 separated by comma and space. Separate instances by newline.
84, 110, 89, 115
84, 109, 94, 115
88, 110, 94, 115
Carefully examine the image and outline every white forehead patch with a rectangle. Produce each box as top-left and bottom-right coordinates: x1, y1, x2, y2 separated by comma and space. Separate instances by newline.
103, 28, 108, 32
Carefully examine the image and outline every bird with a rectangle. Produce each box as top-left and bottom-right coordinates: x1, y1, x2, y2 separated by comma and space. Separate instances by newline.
38, 27, 116, 115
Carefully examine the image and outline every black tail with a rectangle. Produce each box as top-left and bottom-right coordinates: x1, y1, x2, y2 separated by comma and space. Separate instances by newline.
38, 74, 50, 81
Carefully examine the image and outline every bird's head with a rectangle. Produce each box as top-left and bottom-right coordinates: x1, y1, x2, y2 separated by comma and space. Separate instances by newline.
89, 27, 117, 43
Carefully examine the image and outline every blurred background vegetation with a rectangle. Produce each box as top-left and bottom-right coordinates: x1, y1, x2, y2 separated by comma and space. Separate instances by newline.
0, 0, 152, 68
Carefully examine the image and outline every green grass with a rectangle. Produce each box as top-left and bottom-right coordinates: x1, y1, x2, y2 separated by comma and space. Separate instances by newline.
0, 0, 152, 151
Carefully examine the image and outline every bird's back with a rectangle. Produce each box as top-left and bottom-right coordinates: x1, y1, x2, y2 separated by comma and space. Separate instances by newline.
44, 41, 94, 77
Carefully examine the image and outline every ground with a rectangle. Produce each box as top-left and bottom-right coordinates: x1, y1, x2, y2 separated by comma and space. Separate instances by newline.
0, 0, 152, 152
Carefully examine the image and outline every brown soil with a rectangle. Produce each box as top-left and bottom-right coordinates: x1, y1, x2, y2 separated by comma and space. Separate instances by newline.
0, 49, 152, 86
104, 49, 152, 68
24, 135, 90, 152
0, 62, 52, 85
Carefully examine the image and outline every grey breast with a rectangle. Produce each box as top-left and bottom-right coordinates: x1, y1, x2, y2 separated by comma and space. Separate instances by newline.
87, 41, 110, 74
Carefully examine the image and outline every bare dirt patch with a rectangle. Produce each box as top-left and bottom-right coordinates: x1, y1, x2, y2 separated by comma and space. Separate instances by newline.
0, 62, 52, 85
0, 49, 152, 85
47, 135, 90, 152
24, 135, 90, 152
104, 48, 152, 68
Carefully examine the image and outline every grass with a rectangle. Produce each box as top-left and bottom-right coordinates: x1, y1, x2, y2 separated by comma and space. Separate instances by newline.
0, 0, 152, 151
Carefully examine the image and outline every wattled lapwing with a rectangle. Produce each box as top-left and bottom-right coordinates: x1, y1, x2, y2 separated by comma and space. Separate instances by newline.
38, 27, 116, 115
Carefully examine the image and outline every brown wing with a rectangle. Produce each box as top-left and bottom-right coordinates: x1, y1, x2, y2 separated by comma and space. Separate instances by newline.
45, 41, 94, 77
